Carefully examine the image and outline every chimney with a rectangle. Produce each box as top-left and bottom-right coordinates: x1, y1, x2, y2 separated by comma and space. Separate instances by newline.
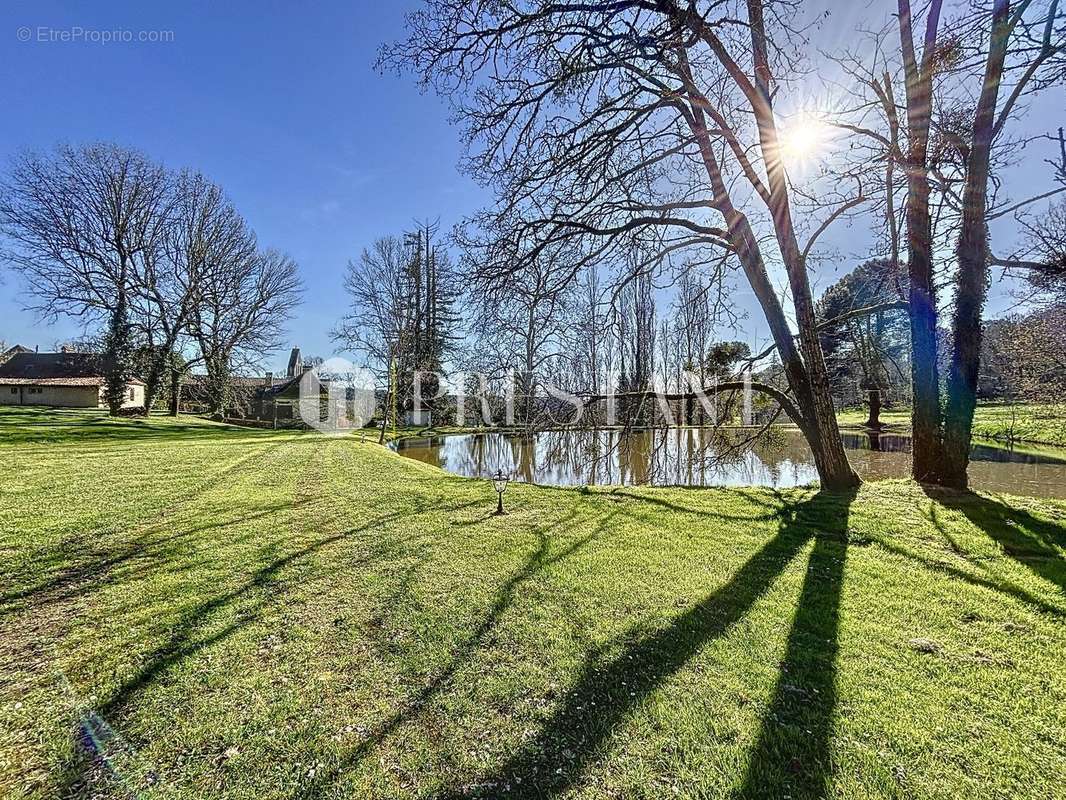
301, 363, 312, 375
264, 371, 274, 388
287, 347, 301, 378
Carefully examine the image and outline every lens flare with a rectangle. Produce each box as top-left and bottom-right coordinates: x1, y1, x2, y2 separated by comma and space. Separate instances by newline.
778, 113, 831, 168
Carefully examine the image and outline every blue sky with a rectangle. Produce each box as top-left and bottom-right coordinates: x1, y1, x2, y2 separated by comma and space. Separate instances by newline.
0, 1, 1058, 372
0, 0, 486, 371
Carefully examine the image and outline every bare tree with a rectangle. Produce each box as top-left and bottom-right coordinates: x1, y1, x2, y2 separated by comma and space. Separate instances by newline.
336, 234, 415, 434
334, 235, 412, 377
982, 305, 1066, 403
940, 0, 1063, 485
569, 267, 610, 397
895, 0, 1061, 488
403, 220, 463, 413
135, 171, 250, 413
469, 257, 573, 425
335, 235, 416, 438
191, 246, 302, 418
613, 268, 657, 424
383, 0, 873, 488
0, 143, 171, 414
336, 226, 462, 434
834, 0, 1064, 486
994, 150, 1066, 302
669, 270, 720, 423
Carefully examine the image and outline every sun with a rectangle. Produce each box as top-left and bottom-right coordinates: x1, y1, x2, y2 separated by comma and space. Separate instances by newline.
778, 114, 830, 167
782, 121, 821, 157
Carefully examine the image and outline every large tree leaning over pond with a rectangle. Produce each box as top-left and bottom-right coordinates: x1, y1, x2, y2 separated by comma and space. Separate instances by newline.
383, 0, 863, 489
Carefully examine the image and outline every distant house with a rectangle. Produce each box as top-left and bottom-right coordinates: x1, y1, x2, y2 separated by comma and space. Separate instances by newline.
0, 344, 34, 365
179, 346, 331, 427
246, 371, 313, 426
179, 373, 277, 414
0, 350, 145, 408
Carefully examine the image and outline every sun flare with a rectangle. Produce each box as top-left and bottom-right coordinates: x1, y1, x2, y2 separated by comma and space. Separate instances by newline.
778, 114, 830, 165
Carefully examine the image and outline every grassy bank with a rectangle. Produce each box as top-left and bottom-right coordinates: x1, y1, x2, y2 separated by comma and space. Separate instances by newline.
837, 403, 1066, 447
968, 404, 1066, 447
1, 408, 1064, 799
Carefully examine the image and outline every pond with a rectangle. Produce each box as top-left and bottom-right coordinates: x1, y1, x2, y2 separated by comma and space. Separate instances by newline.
391, 427, 1066, 499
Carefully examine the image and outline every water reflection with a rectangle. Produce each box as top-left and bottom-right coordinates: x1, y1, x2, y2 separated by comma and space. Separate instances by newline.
391, 428, 1066, 499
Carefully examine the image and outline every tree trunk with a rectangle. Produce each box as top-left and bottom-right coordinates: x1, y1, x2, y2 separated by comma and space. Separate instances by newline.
801, 373, 859, 491
142, 377, 159, 415
940, 0, 1011, 489
102, 291, 133, 416
142, 353, 164, 416
204, 354, 230, 420
866, 389, 882, 428
907, 237, 943, 483
727, 208, 858, 492
379, 374, 393, 444
671, 9, 860, 491
743, 0, 859, 492
710, 173, 859, 491
897, 0, 946, 484
144, 336, 182, 416
169, 367, 182, 416
378, 394, 390, 444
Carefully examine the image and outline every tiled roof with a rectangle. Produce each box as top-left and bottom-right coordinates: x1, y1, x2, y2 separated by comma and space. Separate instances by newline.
0, 345, 34, 362
181, 373, 318, 396
0, 377, 104, 386
0, 352, 145, 385
183, 374, 273, 389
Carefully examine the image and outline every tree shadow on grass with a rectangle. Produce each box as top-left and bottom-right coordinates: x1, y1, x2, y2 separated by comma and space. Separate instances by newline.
603, 486, 786, 524
873, 535, 1064, 617
733, 495, 853, 798
603, 482, 789, 513
1, 438, 290, 616
0, 499, 314, 614
58, 494, 483, 796
433, 488, 857, 799
96, 498, 482, 715
922, 487, 1066, 599
301, 499, 617, 800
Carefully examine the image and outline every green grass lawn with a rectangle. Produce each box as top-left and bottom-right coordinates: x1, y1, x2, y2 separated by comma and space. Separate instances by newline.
837, 402, 1066, 447
1, 408, 1064, 799
968, 404, 1066, 447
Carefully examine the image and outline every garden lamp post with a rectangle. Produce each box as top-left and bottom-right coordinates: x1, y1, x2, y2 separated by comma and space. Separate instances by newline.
491, 470, 510, 515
